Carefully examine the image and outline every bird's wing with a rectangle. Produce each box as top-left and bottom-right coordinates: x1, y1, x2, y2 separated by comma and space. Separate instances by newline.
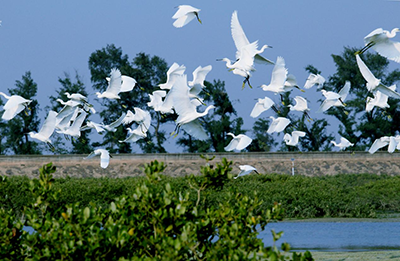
274, 117, 291, 133
85, 151, 97, 160
122, 110, 135, 125
2, 104, 24, 120
250, 100, 266, 118
338, 81, 351, 101
173, 13, 196, 28
372, 41, 400, 63
231, 10, 250, 59
119, 75, 136, 93
267, 117, 279, 134
340, 137, 353, 147
107, 112, 127, 129
317, 99, 337, 113
99, 149, 110, 168
171, 75, 195, 117
38, 111, 58, 139
355, 54, 379, 89
304, 74, 317, 89
120, 126, 147, 143
235, 135, 252, 151
364, 28, 384, 43
172, 5, 199, 19
368, 137, 390, 154
106, 68, 122, 95
388, 136, 398, 153
293, 96, 308, 110
190, 65, 212, 87
180, 119, 209, 141
66, 110, 87, 136
375, 84, 400, 99
254, 54, 275, 65
269, 56, 287, 87
224, 137, 239, 151
3, 96, 30, 110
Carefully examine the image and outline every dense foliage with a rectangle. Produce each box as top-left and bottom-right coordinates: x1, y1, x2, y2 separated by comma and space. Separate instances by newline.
0, 160, 315, 260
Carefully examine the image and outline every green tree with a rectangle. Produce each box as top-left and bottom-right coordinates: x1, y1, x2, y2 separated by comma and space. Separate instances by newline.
247, 118, 277, 152
323, 46, 400, 150
177, 80, 245, 152
4, 72, 41, 154
48, 72, 92, 154
89, 45, 170, 153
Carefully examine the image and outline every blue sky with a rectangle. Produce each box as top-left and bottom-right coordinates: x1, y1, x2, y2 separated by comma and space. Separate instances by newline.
0, 1, 399, 152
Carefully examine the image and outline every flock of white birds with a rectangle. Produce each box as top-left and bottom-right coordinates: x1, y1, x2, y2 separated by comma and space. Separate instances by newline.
1, 5, 400, 178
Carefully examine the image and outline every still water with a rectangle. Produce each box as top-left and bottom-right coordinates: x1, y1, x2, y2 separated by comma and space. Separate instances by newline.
24, 221, 400, 252
260, 221, 400, 252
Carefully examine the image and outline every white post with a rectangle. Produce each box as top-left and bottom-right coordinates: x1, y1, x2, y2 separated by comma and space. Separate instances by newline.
291, 158, 295, 176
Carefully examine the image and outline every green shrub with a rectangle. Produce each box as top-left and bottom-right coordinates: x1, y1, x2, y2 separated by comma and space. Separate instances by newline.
0, 161, 313, 260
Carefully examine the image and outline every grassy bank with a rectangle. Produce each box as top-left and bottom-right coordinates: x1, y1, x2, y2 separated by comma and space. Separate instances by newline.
2, 169, 400, 219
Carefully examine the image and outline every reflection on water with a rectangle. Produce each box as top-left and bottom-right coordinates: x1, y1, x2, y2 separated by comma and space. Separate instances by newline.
260, 222, 400, 252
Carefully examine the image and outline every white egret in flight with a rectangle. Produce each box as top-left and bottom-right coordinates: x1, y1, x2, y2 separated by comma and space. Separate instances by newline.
288, 96, 312, 120
119, 125, 147, 143
331, 136, 354, 151
171, 75, 215, 139
172, 5, 201, 28
317, 81, 350, 113
267, 116, 291, 134
159, 63, 186, 90
356, 54, 400, 99
224, 133, 252, 151
96, 68, 123, 99
85, 149, 111, 169
250, 96, 275, 118
188, 65, 212, 98
304, 73, 325, 89
28, 110, 57, 145
230, 10, 273, 65
218, 41, 258, 89
284, 131, 306, 147
368, 136, 400, 154
261, 56, 288, 95
358, 28, 400, 63
0, 92, 32, 120
234, 165, 259, 179
366, 85, 396, 112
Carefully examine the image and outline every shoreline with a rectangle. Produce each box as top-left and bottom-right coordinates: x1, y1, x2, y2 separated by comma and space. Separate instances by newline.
278, 216, 400, 223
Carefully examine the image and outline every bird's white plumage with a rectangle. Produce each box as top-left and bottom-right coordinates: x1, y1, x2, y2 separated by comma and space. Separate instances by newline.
317, 81, 350, 113
159, 63, 186, 90
356, 54, 400, 99
284, 131, 306, 146
261, 56, 287, 94
103, 112, 127, 132
365, 85, 395, 112
364, 28, 400, 63
267, 116, 291, 134
230, 10, 273, 65
289, 96, 309, 112
188, 65, 212, 98
250, 96, 275, 118
0, 92, 32, 120
234, 165, 259, 179
96, 68, 122, 99
28, 110, 57, 143
331, 137, 354, 150
224, 133, 252, 151
172, 5, 201, 28
304, 73, 325, 89
85, 149, 111, 169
